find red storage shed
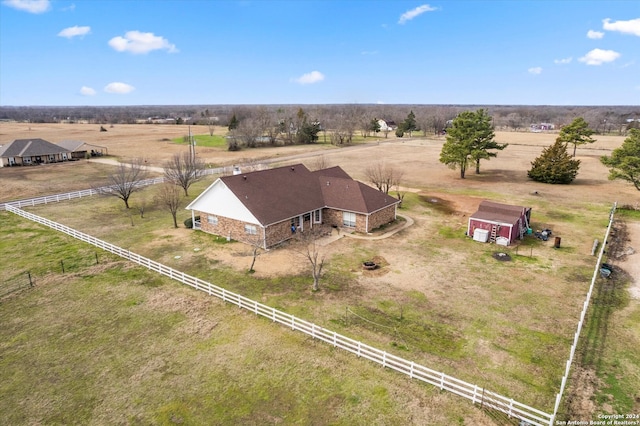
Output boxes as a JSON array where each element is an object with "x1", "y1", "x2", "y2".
[{"x1": 467, "y1": 201, "x2": 531, "y2": 246}]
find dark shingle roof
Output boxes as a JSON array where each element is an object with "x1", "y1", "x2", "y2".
[
  {"x1": 220, "y1": 164, "x2": 399, "y2": 226},
  {"x1": 0, "y1": 139, "x2": 70, "y2": 158},
  {"x1": 471, "y1": 201, "x2": 527, "y2": 225}
]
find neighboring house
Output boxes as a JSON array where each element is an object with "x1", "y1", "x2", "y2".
[
  {"x1": 0, "y1": 138, "x2": 71, "y2": 167},
  {"x1": 530, "y1": 123, "x2": 555, "y2": 132},
  {"x1": 186, "y1": 164, "x2": 401, "y2": 249},
  {"x1": 57, "y1": 140, "x2": 108, "y2": 159},
  {"x1": 468, "y1": 201, "x2": 532, "y2": 246},
  {"x1": 377, "y1": 119, "x2": 397, "y2": 132}
]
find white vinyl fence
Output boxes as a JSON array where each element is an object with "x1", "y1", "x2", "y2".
[
  {"x1": 551, "y1": 202, "x2": 617, "y2": 419},
  {"x1": 6, "y1": 204, "x2": 553, "y2": 426},
  {"x1": 0, "y1": 177, "x2": 165, "y2": 211},
  {"x1": 0, "y1": 166, "x2": 234, "y2": 212}
]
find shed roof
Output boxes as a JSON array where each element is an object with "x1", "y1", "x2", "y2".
[{"x1": 470, "y1": 200, "x2": 528, "y2": 226}]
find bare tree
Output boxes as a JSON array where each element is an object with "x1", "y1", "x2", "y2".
[
  {"x1": 98, "y1": 158, "x2": 149, "y2": 209},
  {"x1": 200, "y1": 109, "x2": 217, "y2": 136},
  {"x1": 155, "y1": 183, "x2": 182, "y2": 228},
  {"x1": 294, "y1": 226, "x2": 328, "y2": 291},
  {"x1": 163, "y1": 152, "x2": 206, "y2": 196},
  {"x1": 309, "y1": 155, "x2": 330, "y2": 171},
  {"x1": 365, "y1": 162, "x2": 404, "y2": 194}
]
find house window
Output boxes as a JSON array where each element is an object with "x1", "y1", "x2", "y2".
[
  {"x1": 313, "y1": 209, "x2": 321, "y2": 223},
  {"x1": 343, "y1": 212, "x2": 356, "y2": 227},
  {"x1": 244, "y1": 224, "x2": 257, "y2": 235},
  {"x1": 291, "y1": 217, "x2": 299, "y2": 227},
  {"x1": 207, "y1": 215, "x2": 218, "y2": 225}
]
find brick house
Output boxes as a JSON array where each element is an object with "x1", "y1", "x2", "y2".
[{"x1": 185, "y1": 163, "x2": 400, "y2": 249}]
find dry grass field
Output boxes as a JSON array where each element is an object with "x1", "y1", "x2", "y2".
[{"x1": 1, "y1": 122, "x2": 639, "y2": 424}]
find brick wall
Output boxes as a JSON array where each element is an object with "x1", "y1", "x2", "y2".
[
  {"x1": 195, "y1": 204, "x2": 396, "y2": 248},
  {"x1": 367, "y1": 205, "x2": 397, "y2": 232},
  {"x1": 196, "y1": 211, "x2": 266, "y2": 248}
]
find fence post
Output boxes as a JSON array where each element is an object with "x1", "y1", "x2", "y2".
[
  {"x1": 60, "y1": 260, "x2": 65, "y2": 273},
  {"x1": 28, "y1": 271, "x2": 33, "y2": 287},
  {"x1": 95, "y1": 252, "x2": 99, "y2": 265}
]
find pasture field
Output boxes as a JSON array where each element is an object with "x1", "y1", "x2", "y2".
[{"x1": 1, "y1": 123, "x2": 639, "y2": 423}]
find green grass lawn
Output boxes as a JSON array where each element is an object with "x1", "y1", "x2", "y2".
[
  {"x1": 3, "y1": 176, "x2": 639, "y2": 421},
  {"x1": 172, "y1": 134, "x2": 227, "y2": 148},
  {"x1": 0, "y1": 212, "x2": 492, "y2": 425}
]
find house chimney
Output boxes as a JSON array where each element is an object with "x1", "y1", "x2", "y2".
[
  {"x1": 243, "y1": 176, "x2": 247, "y2": 180},
  {"x1": 291, "y1": 166, "x2": 295, "y2": 171}
]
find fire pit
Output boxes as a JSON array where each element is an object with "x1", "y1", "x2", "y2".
[
  {"x1": 362, "y1": 261, "x2": 377, "y2": 270},
  {"x1": 492, "y1": 252, "x2": 512, "y2": 262}
]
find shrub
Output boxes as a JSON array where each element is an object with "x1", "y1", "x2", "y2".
[
  {"x1": 395, "y1": 128, "x2": 404, "y2": 138},
  {"x1": 528, "y1": 139, "x2": 580, "y2": 184},
  {"x1": 184, "y1": 215, "x2": 200, "y2": 228}
]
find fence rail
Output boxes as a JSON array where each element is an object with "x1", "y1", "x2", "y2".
[
  {"x1": 6, "y1": 204, "x2": 552, "y2": 425},
  {"x1": 551, "y1": 202, "x2": 617, "y2": 419},
  {"x1": 0, "y1": 177, "x2": 165, "y2": 211},
  {"x1": 0, "y1": 167, "x2": 231, "y2": 212}
]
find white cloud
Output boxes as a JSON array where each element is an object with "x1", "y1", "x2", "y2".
[
  {"x1": 108, "y1": 31, "x2": 178, "y2": 54},
  {"x1": 2, "y1": 0, "x2": 50, "y2": 13},
  {"x1": 528, "y1": 67, "x2": 542, "y2": 75},
  {"x1": 58, "y1": 26, "x2": 91, "y2": 39},
  {"x1": 603, "y1": 18, "x2": 640, "y2": 37},
  {"x1": 579, "y1": 48, "x2": 621, "y2": 65},
  {"x1": 398, "y1": 4, "x2": 437, "y2": 24},
  {"x1": 554, "y1": 57, "x2": 572, "y2": 64},
  {"x1": 293, "y1": 71, "x2": 325, "y2": 85},
  {"x1": 80, "y1": 86, "x2": 96, "y2": 96},
  {"x1": 104, "y1": 82, "x2": 135, "y2": 94},
  {"x1": 587, "y1": 30, "x2": 604, "y2": 39}
]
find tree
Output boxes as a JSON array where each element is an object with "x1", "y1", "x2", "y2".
[
  {"x1": 294, "y1": 226, "x2": 328, "y2": 292},
  {"x1": 439, "y1": 109, "x2": 505, "y2": 178},
  {"x1": 155, "y1": 183, "x2": 183, "y2": 228},
  {"x1": 163, "y1": 152, "x2": 205, "y2": 196},
  {"x1": 296, "y1": 117, "x2": 321, "y2": 144},
  {"x1": 601, "y1": 128, "x2": 640, "y2": 190},
  {"x1": 365, "y1": 162, "x2": 404, "y2": 194},
  {"x1": 228, "y1": 113, "x2": 238, "y2": 131},
  {"x1": 201, "y1": 109, "x2": 216, "y2": 136},
  {"x1": 528, "y1": 139, "x2": 581, "y2": 184},
  {"x1": 400, "y1": 110, "x2": 417, "y2": 137},
  {"x1": 98, "y1": 158, "x2": 149, "y2": 209},
  {"x1": 558, "y1": 117, "x2": 596, "y2": 157},
  {"x1": 468, "y1": 109, "x2": 507, "y2": 174},
  {"x1": 367, "y1": 118, "x2": 381, "y2": 137}
]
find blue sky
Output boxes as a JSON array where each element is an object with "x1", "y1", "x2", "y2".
[{"x1": 1, "y1": 0, "x2": 638, "y2": 106}]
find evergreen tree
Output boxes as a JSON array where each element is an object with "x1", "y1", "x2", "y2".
[
  {"x1": 296, "y1": 117, "x2": 320, "y2": 144},
  {"x1": 528, "y1": 139, "x2": 581, "y2": 184},
  {"x1": 468, "y1": 109, "x2": 507, "y2": 174},
  {"x1": 558, "y1": 117, "x2": 596, "y2": 157},
  {"x1": 228, "y1": 113, "x2": 238, "y2": 131},
  {"x1": 400, "y1": 110, "x2": 417, "y2": 136},
  {"x1": 369, "y1": 118, "x2": 381, "y2": 136},
  {"x1": 439, "y1": 109, "x2": 505, "y2": 178},
  {"x1": 601, "y1": 128, "x2": 640, "y2": 191}
]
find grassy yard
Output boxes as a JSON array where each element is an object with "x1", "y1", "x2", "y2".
[
  {"x1": 7, "y1": 176, "x2": 633, "y2": 415},
  {"x1": 0, "y1": 212, "x2": 497, "y2": 425}
]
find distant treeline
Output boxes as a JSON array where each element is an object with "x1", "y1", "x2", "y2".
[{"x1": 1, "y1": 104, "x2": 638, "y2": 135}]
